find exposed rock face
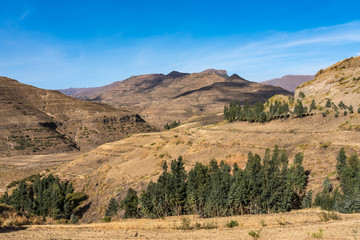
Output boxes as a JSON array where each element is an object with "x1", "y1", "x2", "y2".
[
  {"x1": 295, "y1": 56, "x2": 360, "y2": 107},
  {"x1": 261, "y1": 75, "x2": 315, "y2": 92},
  {"x1": 0, "y1": 77, "x2": 155, "y2": 156}
]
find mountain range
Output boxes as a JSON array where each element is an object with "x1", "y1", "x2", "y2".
[
  {"x1": 261, "y1": 75, "x2": 314, "y2": 92},
  {"x1": 59, "y1": 69, "x2": 291, "y2": 126}
]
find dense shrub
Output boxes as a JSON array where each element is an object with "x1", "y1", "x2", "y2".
[{"x1": 0, "y1": 174, "x2": 87, "y2": 220}]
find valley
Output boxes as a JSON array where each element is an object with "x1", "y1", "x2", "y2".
[{"x1": 0, "y1": 57, "x2": 360, "y2": 239}]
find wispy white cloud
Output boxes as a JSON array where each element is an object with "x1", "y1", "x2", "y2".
[
  {"x1": 0, "y1": 21, "x2": 360, "y2": 89},
  {"x1": 19, "y1": 10, "x2": 29, "y2": 21}
]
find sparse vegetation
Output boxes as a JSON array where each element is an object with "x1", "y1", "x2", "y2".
[
  {"x1": 311, "y1": 228, "x2": 324, "y2": 238},
  {"x1": 177, "y1": 216, "x2": 192, "y2": 230},
  {"x1": 249, "y1": 228, "x2": 262, "y2": 239},
  {"x1": 226, "y1": 220, "x2": 239, "y2": 228},
  {"x1": 318, "y1": 211, "x2": 341, "y2": 222},
  {"x1": 102, "y1": 216, "x2": 111, "y2": 222},
  {"x1": 320, "y1": 142, "x2": 331, "y2": 149}
]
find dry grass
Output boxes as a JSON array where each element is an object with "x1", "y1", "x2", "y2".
[
  {"x1": 0, "y1": 204, "x2": 44, "y2": 229},
  {"x1": 1, "y1": 209, "x2": 360, "y2": 239}
]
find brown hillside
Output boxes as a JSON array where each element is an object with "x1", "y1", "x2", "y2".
[
  {"x1": 0, "y1": 77, "x2": 155, "y2": 156},
  {"x1": 295, "y1": 56, "x2": 360, "y2": 107},
  {"x1": 50, "y1": 112, "x2": 360, "y2": 223},
  {"x1": 261, "y1": 75, "x2": 314, "y2": 92},
  {"x1": 70, "y1": 70, "x2": 291, "y2": 126}
]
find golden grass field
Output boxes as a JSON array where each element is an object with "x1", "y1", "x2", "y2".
[{"x1": 1, "y1": 209, "x2": 360, "y2": 239}]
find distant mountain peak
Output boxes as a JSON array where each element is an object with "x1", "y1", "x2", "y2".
[
  {"x1": 200, "y1": 69, "x2": 228, "y2": 78},
  {"x1": 166, "y1": 71, "x2": 189, "y2": 78},
  {"x1": 261, "y1": 75, "x2": 314, "y2": 92},
  {"x1": 227, "y1": 74, "x2": 248, "y2": 82}
]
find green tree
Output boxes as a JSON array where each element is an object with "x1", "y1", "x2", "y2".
[
  {"x1": 301, "y1": 190, "x2": 312, "y2": 209},
  {"x1": 338, "y1": 101, "x2": 346, "y2": 109},
  {"x1": 348, "y1": 105, "x2": 354, "y2": 114},
  {"x1": 294, "y1": 99, "x2": 306, "y2": 117},
  {"x1": 310, "y1": 99, "x2": 316, "y2": 111},
  {"x1": 325, "y1": 99, "x2": 332, "y2": 108},
  {"x1": 121, "y1": 188, "x2": 139, "y2": 218},
  {"x1": 298, "y1": 91, "x2": 305, "y2": 98},
  {"x1": 105, "y1": 198, "x2": 119, "y2": 217}
]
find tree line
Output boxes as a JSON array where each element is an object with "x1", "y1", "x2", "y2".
[
  {"x1": 0, "y1": 174, "x2": 88, "y2": 220},
  {"x1": 223, "y1": 100, "x2": 309, "y2": 123},
  {"x1": 164, "y1": 120, "x2": 181, "y2": 130},
  {"x1": 107, "y1": 147, "x2": 309, "y2": 219}
]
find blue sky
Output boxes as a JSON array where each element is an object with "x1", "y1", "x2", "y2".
[{"x1": 1, "y1": 0, "x2": 360, "y2": 89}]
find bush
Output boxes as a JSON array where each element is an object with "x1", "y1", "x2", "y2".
[
  {"x1": 249, "y1": 229, "x2": 262, "y2": 239},
  {"x1": 344, "y1": 111, "x2": 348, "y2": 116},
  {"x1": 299, "y1": 91, "x2": 305, "y2": 98},
  {"x1": 202, "y1": 221, "x2": 218, "y2": 229},
  {"x1": 102, "y1": 216, "x2": 111, "y2": 222},
  {"x1": 322, "y1": 112, "x2": 327, "y2": 117},
  {"x1": 358, "y1": 107, "x2": 360, "y2": 114},
  {"x1": 311, "y1": 229, "x2": 324, "y2": 238},
  {"x1": 177, "y1": 217, "x2": 192, "y2": 230},
  {"x1": 318, "y1": 211, "x2": 341, "y2": 222},
  {"x1": 226, "y1": 220, "x2": 239, "y2": 228}
]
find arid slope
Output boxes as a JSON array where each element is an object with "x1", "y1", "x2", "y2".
[
  {"x1": 295, "y1": 56, "x2": 360, "y2": 107},
  {"x1": 0, "y1": 77, "x2": 155, "y2": 156},
  {"x1": 53, "y1": 112, "x2": 360, "y2": 222}
]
